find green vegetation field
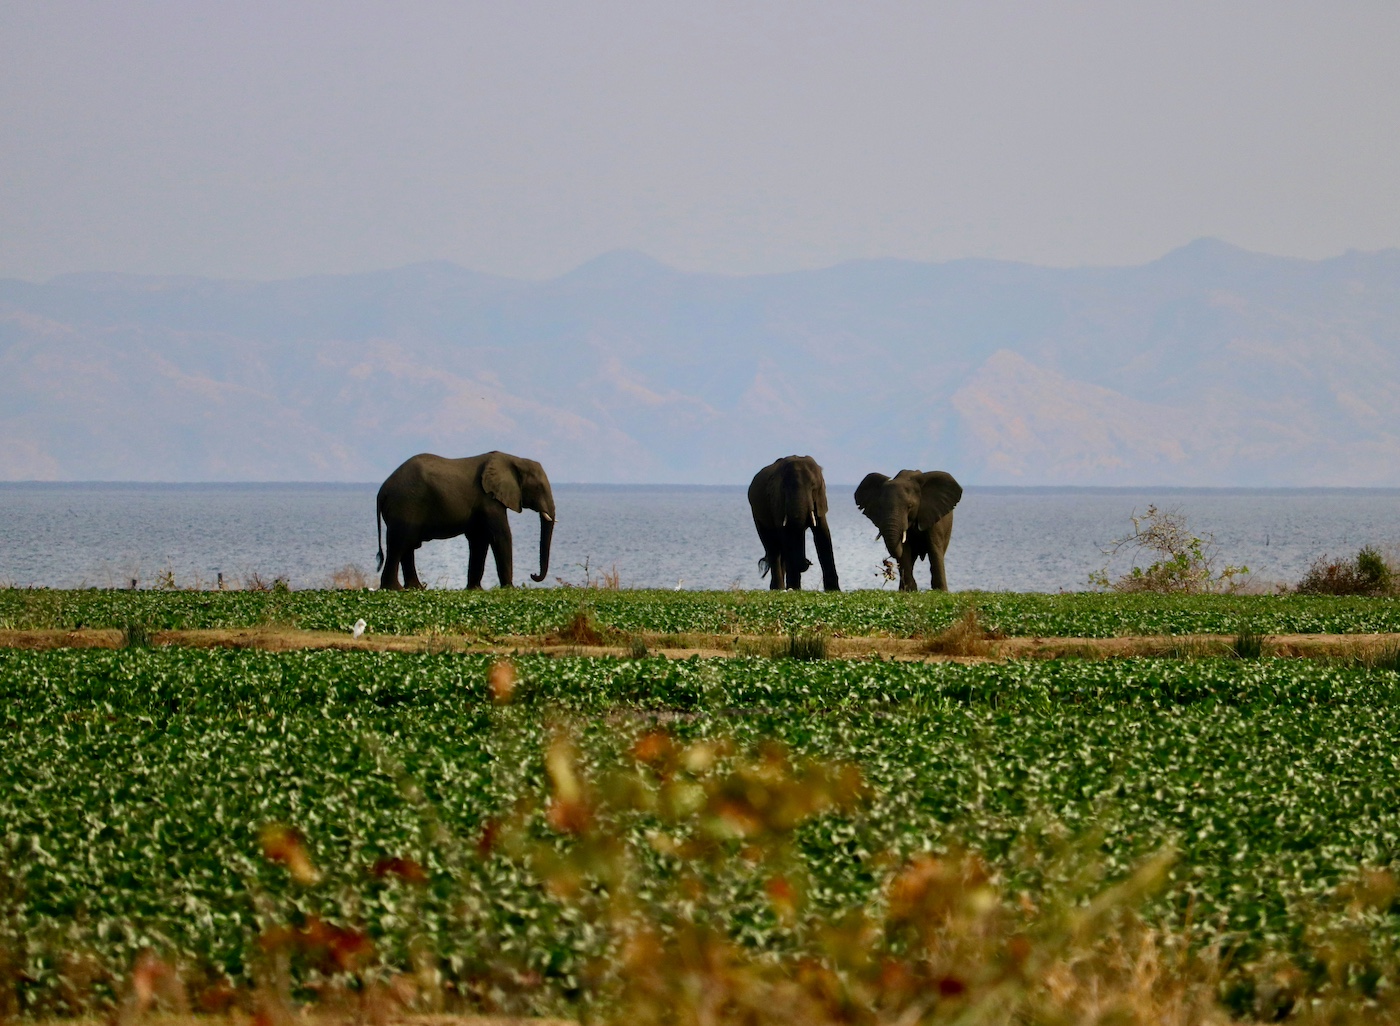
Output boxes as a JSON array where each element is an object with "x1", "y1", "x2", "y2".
[
  {"x1": 5, "y1": 585, "x2": 1400, "y2": 637},
  {"x1": 7, "y1": 632, "x2": 1400, "y2": 1014}
]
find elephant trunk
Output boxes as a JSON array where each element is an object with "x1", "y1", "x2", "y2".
[
  {"x1": 529, "y1": 512, "x2": 554, "y2": 583},
  {"x1": 880, "y1": 510, "x2": 909, "y2": 559}
]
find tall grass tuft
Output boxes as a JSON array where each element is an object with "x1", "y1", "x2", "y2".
[
  {"x1": 120, "y1": 622, "x2": 154, "y2": 648},
  {"x1": 1368, "y1": 642, "x2": 1400, "y2": 673},
  {"x1": 1232, "y1": 627, "x2": 1265, "y2": 660},
  {"x1": 785, "y1": 631, "x2": 827, "y2": 661}
]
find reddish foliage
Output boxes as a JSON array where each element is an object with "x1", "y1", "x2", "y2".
[{"x1": 370, "y1": 856, "x2": 427, "y2": 884}]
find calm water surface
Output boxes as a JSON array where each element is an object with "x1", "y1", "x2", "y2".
[{"x1": 1, "y1": 483, "x2": 1397, "y2": 593}]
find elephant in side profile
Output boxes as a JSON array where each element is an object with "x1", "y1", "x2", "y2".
[
  {"x1": 854, "y1": 469, "x2": 962, "y2": 592},
  {"x1": 376, "y1": 451, "x2": 555, "y2": 590},
  {"x1": 748, "y1": 455, "x2": 840, "y2": 591}
]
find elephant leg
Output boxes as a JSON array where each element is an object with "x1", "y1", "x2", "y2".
[
  {"x1": 465, "y1": 527, "x2": 489, "y2": 590},
  {"x1": 756, "y1": 525, "x2": 784, "y2": 590},
  {"x1": 928, "y1": 546, "x2": 949, "y2": 591},
  {"x1": 812, "y1": 516, "x2": 839, "y2": 592},
  {"x1": 928, "y1": 516, "x2": 953, "y2": 592},
  {"x1": 402, "y1": 544, "x2": 425, "y2": 590},
  {"x1": 781, "y1": 524, "x2": 810, "y2": 590},
  {"x1": 898, "y1": 548, "x2": 918, "y2": 592},
  {"x1": 487, "y1": 509, "x2": 514, "y2": 588},
  {"x1": 380, "y1": 524, "x2": 408, "y2": 590}
]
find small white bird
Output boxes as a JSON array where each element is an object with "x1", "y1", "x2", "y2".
[
  {"x1": 675, "y1": 578, "x2": 684, "y2": 590},
  {"x1": 351, "y1": 618, "x2": 367, "y2": 638}
]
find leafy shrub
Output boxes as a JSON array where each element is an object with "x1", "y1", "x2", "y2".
[
  {"x1": 1090, "y1": 505, "x2": 1248, "y2": 593},
  {"x1": 1297, "y1": 546, "x2": 1395, "y2": 596}
]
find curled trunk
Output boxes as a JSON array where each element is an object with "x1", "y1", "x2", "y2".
[{"x1": 530, "y1": 513, "x2": 554, "y2": 582}]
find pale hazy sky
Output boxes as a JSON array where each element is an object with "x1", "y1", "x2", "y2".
[{"x1": 2, "y1": 1, "x2": 1398, "y2": 281}]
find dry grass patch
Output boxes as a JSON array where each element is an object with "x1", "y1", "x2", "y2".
[
  {"x1": 327, "y1": 564, "x2": 372, "y2": 590},
  {"x1": 922, "y1": 606, "x2": 1000, "y2": 657},
  {"x1": 40, "y1": 1015, "x2": 574, "y2": 1026},
  {"x1": 13, "y1": 627, "x2": 1400, "y2": 668},
  {"x1": 0, "y1": 628, "x2": 125, "y2": 650},
  {"x1": 545, "y1": 606, "x2": 613, "y2": 646}
]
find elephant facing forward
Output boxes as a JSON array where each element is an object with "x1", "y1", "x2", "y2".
[
  {"x1": 748, "y1": 455, "x2": 840, "y2": 591},
  {"x1": 376, "y1": 451, "x2": 555, "y2": 590},
  {"x1": 855, "y1": 469, "x2": 962, "y2": 591}
]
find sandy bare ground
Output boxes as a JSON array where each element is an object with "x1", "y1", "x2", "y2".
[{"x1": 2, "y1": 627, "x2": 1398, "y2": 663}]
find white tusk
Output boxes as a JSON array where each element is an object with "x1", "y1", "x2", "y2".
[
  {"x1": 810, "y1": 511, "x2": 817, "y2": 526},
  {"x1": 782, "y1": 516, "x2": 787, "y2": 527},
  {"x1": 901, "y1": 530, "x2": 907, "y2": 545},
  {"x1": 542, "y1": 513, "x2": 554, "y2": 522}
]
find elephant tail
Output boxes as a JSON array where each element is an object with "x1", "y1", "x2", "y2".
[{"x1": 375, "y1": 499, "x2": 385, "y2": 572}]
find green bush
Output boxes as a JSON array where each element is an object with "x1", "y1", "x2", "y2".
[
  {"x1": 1089, "y1": 505, "x2": 1248, "y2": 594},
  {"x1": 1297, "y1": 546, "x2": 1395, "y2": 596}
]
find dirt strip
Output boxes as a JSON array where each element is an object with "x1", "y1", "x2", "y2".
[
  {"x1": 39, "y1": 1017, "x2": 572, "y2": 1026},
  {"x1": 2, "y1": 627, "x2": 1398, "y2": 662}
]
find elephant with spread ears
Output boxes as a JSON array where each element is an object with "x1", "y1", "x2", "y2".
[
  {"x1": 854, "y1": 469, "x2": 962, "y2": 592},
  {"x1": 748, "y1": 455, "x2": 840, "y2": 591},
  {"x1": 376, "y1": 451, "x2": 555, "y2": 590}
]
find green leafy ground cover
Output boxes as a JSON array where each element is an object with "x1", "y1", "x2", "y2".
[
  {"x1": 6, "y1": 647, "x2": 1400, "y2": 1012},
  {"x1": 4, "y1": 586, "x2": 1400, "y2": 637}
]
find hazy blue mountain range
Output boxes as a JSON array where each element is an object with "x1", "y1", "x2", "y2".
[{"x1": 3, "y1": 238, "x2": 1399, "y2": 485}]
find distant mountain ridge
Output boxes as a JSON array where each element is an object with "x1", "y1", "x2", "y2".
[{"x1": 3, "y1": 239, "x2": 1399, "y2": 485}]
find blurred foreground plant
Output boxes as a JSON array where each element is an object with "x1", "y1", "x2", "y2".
[
  {"x1": 12, "y1": 655, "x2": 1400, "y2": 1024},
  {"x1": 494, "y1": 728, "x2": 1235, "y2": 1025}
]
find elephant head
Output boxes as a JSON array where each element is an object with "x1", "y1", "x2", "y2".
[
  {"x1": 748, "y1": 454, "x2": 840, "y2": 591},
  {"x1": 482, "y1": 452, "x2": 556, "y2": 582},
  {"x1": 855, "y1": 469, "x2": 962, "y2": 591}
]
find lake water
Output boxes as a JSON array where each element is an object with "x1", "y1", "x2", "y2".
[{"x1": 1, "y1": 483, "x2": 1398, "y2": 593}]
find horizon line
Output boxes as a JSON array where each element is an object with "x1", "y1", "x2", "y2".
[
  {"x1": 4, "y1": 480, "x2": 1400, "y2": 494},
  {"x1": 8, "y1": 237, "x2": 1400, "y2": 288}
]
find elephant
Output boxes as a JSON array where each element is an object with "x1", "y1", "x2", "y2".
[
  {"x1": 748, "y1": 455, "x2": 840, "y2": 591},
  {"x1": 854, "y1": 469, "x2": 962, "y2": 592},
  {"x1": 376, "y1": 451, "x2": 555, "y2": 590}
]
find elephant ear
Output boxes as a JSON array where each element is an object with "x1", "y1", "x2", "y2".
[
  {"x1": 764, "y1": 470, "x2": 789, "y2": 525},
  {"x1": 854, "y1": 473, "x2": 889, "y2": 520},
  {"x1": 916, "y1": 471, "x2": 962, "y2": 531},
  {"x1": 482, "y1": 453, "x2": 524, "y2": 512},
  {"x1": 809, "y1": 460, "x2": 829, "y2": 517}
]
